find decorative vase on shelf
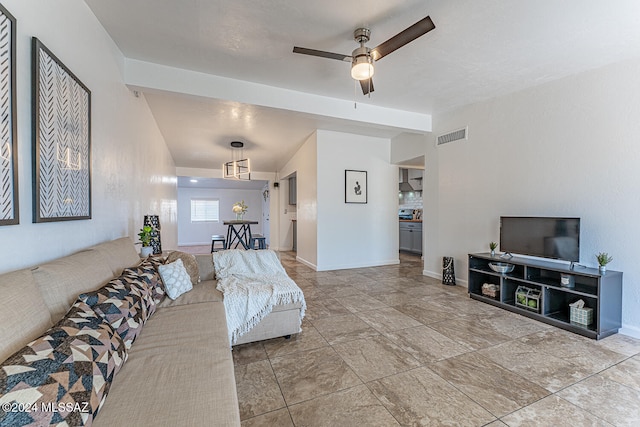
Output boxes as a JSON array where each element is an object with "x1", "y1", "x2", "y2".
[
  {"x1": 490, "y1": 250, "x2": 496, "y2": 257},
  {"x1": 236, "y1": 212, "x2": 244, "y2": 221},
  {"x1": 599, "y1": 266, "x2": 606, "y2": 274}
]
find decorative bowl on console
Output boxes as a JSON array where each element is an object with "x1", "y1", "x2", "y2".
[{"x1": 489, "y1": 262, "x2": 514, "y2": 274}]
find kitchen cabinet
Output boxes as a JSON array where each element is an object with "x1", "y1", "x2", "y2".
[
  {"x1": 288, "y1": 177, "x2": 297, "y2": 205},
  {"x1": 408, "y1": 169, "x2": 423, "y2": 191},
  {"x1": 399, "y1": 222, "x2": 422, "y2": 254}
]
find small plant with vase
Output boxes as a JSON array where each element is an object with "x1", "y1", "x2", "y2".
[
  {"x1": 596, "y1": 252, "x2": 613, "y2": 273},
  {"x1": 232, "y1": 200, "x2": 248, "y2": 220},
  {"x1": 138, "y1": 225, "x2": 154, "y2": 257},
  {"x1": 489, "y1": 242, "x2": 498, "y2": 256}
]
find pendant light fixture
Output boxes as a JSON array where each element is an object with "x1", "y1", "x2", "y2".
[{"x1": 223, "y1": 141, "x2": 251, "y2": 180}]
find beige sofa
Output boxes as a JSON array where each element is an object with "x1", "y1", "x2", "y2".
[{"x1": 0, "y1": 237, "x2": 303, "y2": 426}]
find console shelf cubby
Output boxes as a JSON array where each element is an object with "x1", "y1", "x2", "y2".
[{"x1": 468, "y1": 253, "x2": 622, "y2": 339}]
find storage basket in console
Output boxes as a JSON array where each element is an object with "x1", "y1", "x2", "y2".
[{"x1": 515, "y1": 285, "x2": 541, "y2": 313}]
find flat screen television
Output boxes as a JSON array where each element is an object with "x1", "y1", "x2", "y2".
[{"x1": 500, "y1": 217, "x2": 580, "y2": 262}]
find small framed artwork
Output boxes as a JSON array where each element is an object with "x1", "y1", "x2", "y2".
[
  {"x1": 32, "y1": 37, "x2": 91, "y2": 222},
  {"x1": 0, "y1": 4, "x2": 18, "y2": 226},
  {"x1": 345, "y1": 169, "x2": 367, "y2": 204}
]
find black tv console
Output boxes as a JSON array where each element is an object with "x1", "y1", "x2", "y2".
[{"x1": 468, "y1": 253, "x2": 622, "y2": 339}]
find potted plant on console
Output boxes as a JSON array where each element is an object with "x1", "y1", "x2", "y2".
[
  {"x1": 596, "y1": 252, "x2": 613, "y2": 273},
  {"x1": 138, "y1": 225, "x2": 154, "y2": 257},
  {"x1": 489, "y1": 242, "x2": 498, "y2": 257}
]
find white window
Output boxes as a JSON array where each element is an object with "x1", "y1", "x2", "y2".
[{"x1": 190, "y1": 199, "x2": 219, "y2": 222}]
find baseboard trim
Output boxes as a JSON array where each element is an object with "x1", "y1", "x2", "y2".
[
  {"x1": 178, "y1": 242, "x2": 210, "y2": 247},
  {"x1": 316, "y1": 258, "x2": 400, "y2": 272},
  {"x1": 295, "y1": 256, "x2": 317, "y2": 271},
  {"x1": 423, "y1": 269, "x2": 441, "y2": 280},
  {"x1": 619, "y1": 325, "x2": 640, "y2": 339},
  {"x1": 423, "y1": 269, "x2": 467, "y2": 288}
]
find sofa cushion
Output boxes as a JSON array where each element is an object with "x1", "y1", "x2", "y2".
[
  {"x1": 158, "y1": 259, "x2": 193, "y2": 300},
  {"x1": 0, "y1": 269, "x2": 53, "y2": 363},
  {"x1": 157, "y1": 280, "x2": 223, "y2": 308},
  {"x1": 92, "y1": 302, "x2": 240, "y2": 427},
  {"x1": 165, "y1": 251, "x2": 200, "y2": 285},
  {"x1": 0, "y1": 301, "x2": 126, "y2": 427},
  {"x1": 195, "y1": 254, "x2": 215, "y2": 281},
  {"x1": 90, "y1": 237, "x2": 141, "y2": 277},
  {"x1": 32, "y1": 250, "x2": 115, "y2": 322},
  {"x1": 213, "y1": 249, "x2": 286, "y2": 279},
  {"x1": 79, "y1": 275, "x2": 155, "y2": 350}
]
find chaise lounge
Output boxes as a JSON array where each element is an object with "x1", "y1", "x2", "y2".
[{"x1": 0, "y1": 237, "x2": 305, "y2": 426}]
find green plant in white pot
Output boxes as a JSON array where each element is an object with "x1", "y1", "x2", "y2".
[
  {"x1": 596, "y1": 252, "x2": 613, "y2": 273},
  {"x1": 138, "y1": 225, "x2": 154, "y2": 257}
]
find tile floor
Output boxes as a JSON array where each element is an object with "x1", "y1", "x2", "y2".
[{"x1": 233, "y1": 251, "x2": 640, "y2": 426}]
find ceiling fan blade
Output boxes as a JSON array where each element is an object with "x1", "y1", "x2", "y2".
[
  {"x1": 359, "y1": 78, "x2": 374, "y2": 95},
  {"x1": 371, "y1": 15, "x2": 435, "y2": 61},
  {"x1": 293, "y1": 46, "x2": 351, "y2": 61}
]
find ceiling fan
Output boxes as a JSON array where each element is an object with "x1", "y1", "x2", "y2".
[{"x1": 293, "y1": 15, "x2": 435, "y2": 95}]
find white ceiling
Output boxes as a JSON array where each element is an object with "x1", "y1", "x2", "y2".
[{"x1": 85, "y1": 0, "x2": 640, "y2": 174}]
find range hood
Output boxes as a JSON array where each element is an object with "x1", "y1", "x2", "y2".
[{"x1": 399, "y1": 169, "x2": 415, "y2": 192}]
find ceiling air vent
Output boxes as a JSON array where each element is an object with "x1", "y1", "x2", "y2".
[{"x1": 437, "y1": 127, "x2": 468, "y2": 146}]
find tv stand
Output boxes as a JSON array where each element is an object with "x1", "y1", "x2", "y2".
[{"x1": 468, "y1": 253, "x2": 622, "y2": 339}]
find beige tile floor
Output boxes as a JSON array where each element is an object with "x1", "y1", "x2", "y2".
[{"x1": 229, "y1": 251, "x2": 640, "y2": 426}]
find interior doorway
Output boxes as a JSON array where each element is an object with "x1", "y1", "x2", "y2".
[{"x1": 176, "y1": 176, "x2": 269, "y2": 253}]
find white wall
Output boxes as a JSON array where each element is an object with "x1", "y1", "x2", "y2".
[
  {"x1": 279, "y1": 133, "x2": 318, "y2": 266},
  {"x1": 391, "y1": 133, "x2": 427, "y2": 164},
  {"x1": 0, "y1": 0, "x2": 176, "y2": 273},
  {"x1": 425, "y1": 56, "x2": 640, "y2": 337},
  {"x1": 316, "y1": 130, "x2": 398, "y2": 270},
  {"x1": 177, "y1": 187, "x2": 263, "y2": 246}
]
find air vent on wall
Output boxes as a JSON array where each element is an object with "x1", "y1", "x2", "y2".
[{"x1": 437, "y1": 127, "x2": 468, "y2": 146}]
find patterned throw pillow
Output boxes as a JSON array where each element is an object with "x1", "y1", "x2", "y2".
[
  {"x1": 78, "y1": 273, "x2": 154, "y2": 349},
  {"x1": 0, "y1": 301, "x2": 126, "y2": 427},
  {"x1": 123, "y1": 257, "x2": 166, "y2": 305},
  {"x1": 158, "y1": 259, "x2": 193, "y2": 300},
  {"x1": 120, "y1": 270, "x2": 157, "y2": 320},
  {"x1": 165, "y1": 251, "x2": 200, "y2": 285}
]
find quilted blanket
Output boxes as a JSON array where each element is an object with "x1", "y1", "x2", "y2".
[{"x1": 213, "y1": 250, "x2": 306, "y2": 345}]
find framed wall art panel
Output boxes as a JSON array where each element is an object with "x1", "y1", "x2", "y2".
[
  {"x1": 32, "y1": 37, "x2": 91, "y2": 222},
  {"x1": 345, "y1": 169, "x2": 367, "y2": 204},
  {"x1": 0, "y1": 3, "x2": 18, "y2": 226}
]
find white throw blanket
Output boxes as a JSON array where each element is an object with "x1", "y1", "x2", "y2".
[{"x1": 213, "y1": 250, "x2": 306, "y2": 345}]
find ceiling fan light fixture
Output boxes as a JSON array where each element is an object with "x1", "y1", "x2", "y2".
[
  {"x1": 351, "y1": 60, "x2": 374, "y2": 80},
  {"x1": 351, "y1": 46, "x2": 374, "y2": 81},
  {"x1": 293, "y1": 16, "x2": 435, "y2": 92}
]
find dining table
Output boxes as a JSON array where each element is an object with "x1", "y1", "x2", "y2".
[{"x1": 223, "y1": 220, "x2": 259, "y2": 250}]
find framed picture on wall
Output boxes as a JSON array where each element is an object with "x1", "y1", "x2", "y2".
[
  {"x1": 0, "y1": 4, "x2": 18, "y2": 226},
  {"x1": 345, "y1": 169, "x2": 367, "y2": 204},
  {"x1": 32, "y1": 37, "x2": 91, "y2": 222}
]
